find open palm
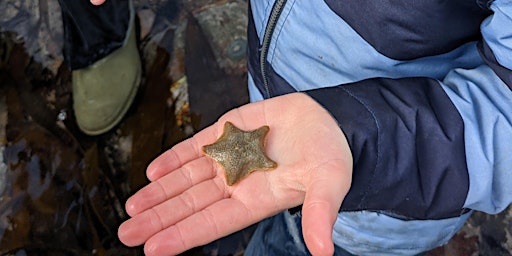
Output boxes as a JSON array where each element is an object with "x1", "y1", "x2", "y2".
[{"x1": 117, "y1": 93, "x2": 353, "y2": 256}]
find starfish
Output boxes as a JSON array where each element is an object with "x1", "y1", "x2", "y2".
[{"x1": 202, "y1": 122, "x2": 277, "y2": 185}]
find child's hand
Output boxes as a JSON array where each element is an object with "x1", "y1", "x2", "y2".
[{"x1": 117, "y1": 93, "x2": 353, "y2": 256}]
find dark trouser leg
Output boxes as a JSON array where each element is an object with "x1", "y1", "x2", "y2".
[
  {"x1": 245, "y1": 211, "x2": 356, "y2": 256},
  {"x1": 57, "y1": 0, "x2": 130, "y2": 70}
]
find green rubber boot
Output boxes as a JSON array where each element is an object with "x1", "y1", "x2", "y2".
[{"x1": 72, "y1": 2, "x2": 141, "y2": 136}]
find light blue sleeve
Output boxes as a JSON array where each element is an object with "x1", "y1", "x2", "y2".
[
  {"x1": 440, "y1": 0, "x2": 512, "y2": 214},
  {"x1": 332, "y1": 210, "x2": 473, "y2": 255}
]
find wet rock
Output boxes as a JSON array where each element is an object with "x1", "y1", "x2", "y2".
[
  {"x1": 185, "y1": 7, "x2": 249, "y2": 130},
  {"x1": 0, "y1": 91, "x2": 8, "y2": 197},
  {"x1": 192, "y1": 0, "x2": 248, "y2": 75},
  {"x1": 0, "y1": 0, "x2": 63, "y2": 75},
  {"x1": 426, "y1": 207, "x2": 512, "y2": 255}
]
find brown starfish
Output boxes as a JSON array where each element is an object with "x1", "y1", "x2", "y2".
[{"x1": 202, "y1": 122, "x2": 277, "y2": 185}]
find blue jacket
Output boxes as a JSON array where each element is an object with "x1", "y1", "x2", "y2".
[{"x1": 247, "y1": 0, "x2": 512, "y2": 254}]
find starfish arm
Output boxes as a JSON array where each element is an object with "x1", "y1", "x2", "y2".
[{"x1": 202, "y1": 122, "x2": 277, "y2": 185}]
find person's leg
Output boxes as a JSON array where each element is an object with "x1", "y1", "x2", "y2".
[
  {"x1": 245, "y1": 211, "x2": 310, "y2": 255},
  {"x1": 58, "y1": 0, "x2": 141, "y2": 135},
  {"x1": 245, "y1": 211, "x2": 355, "y2": 256},
  {"x1": 58, "y1": 0, "x2": 130, "y2": 69}
]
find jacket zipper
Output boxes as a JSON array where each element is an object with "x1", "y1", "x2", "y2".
[{"x1": 260, "y1": 0, "x2": 287, "y2": 98}]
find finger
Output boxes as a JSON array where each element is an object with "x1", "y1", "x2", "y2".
[
  {"x1": 143, "y1": 199, "x2": 256, "y2": 256},
  {"x1": 301, "y1": 160, "x2": 351, "y2": 256},
  {"x1": 126, "y1": 156, "x2": 218, "y2": 216},
  {"x1": 146, "y1": 99, "x2": 272, "y2": 181},
  {"x1": 146, "y1": 125, "x2": 220, "y2": 181},
  {"x1": 119, "y1": 176, "x2": 228, "y2": 246},
  {"x1": 90, "y1": 0, "x2": 105, "y2": 5},
  {"x1": 146, "y1": 137, "x2": 202, "y2": 181}
]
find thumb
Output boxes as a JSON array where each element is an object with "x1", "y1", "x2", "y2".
[{"x1": 301, "y1": 161, "x2": 351, "y2": 256}]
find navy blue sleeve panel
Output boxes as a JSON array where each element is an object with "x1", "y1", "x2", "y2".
[
  {"x1": 306, "y1": 77, "x2": 469, "y2": 220},
  {"x1": 324, "y1": 0, "x2": 490, "y2": 60},
  {"x1": 478, "y1": 40, "x2": 512, "y2": 91}
]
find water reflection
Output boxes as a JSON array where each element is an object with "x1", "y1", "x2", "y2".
[
  {"x1": 0, "y1": 0, "x2": 249, "y2": 254},
  {"x1": 1, "y1": 75, "x2": 136, "y2": 254}
]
